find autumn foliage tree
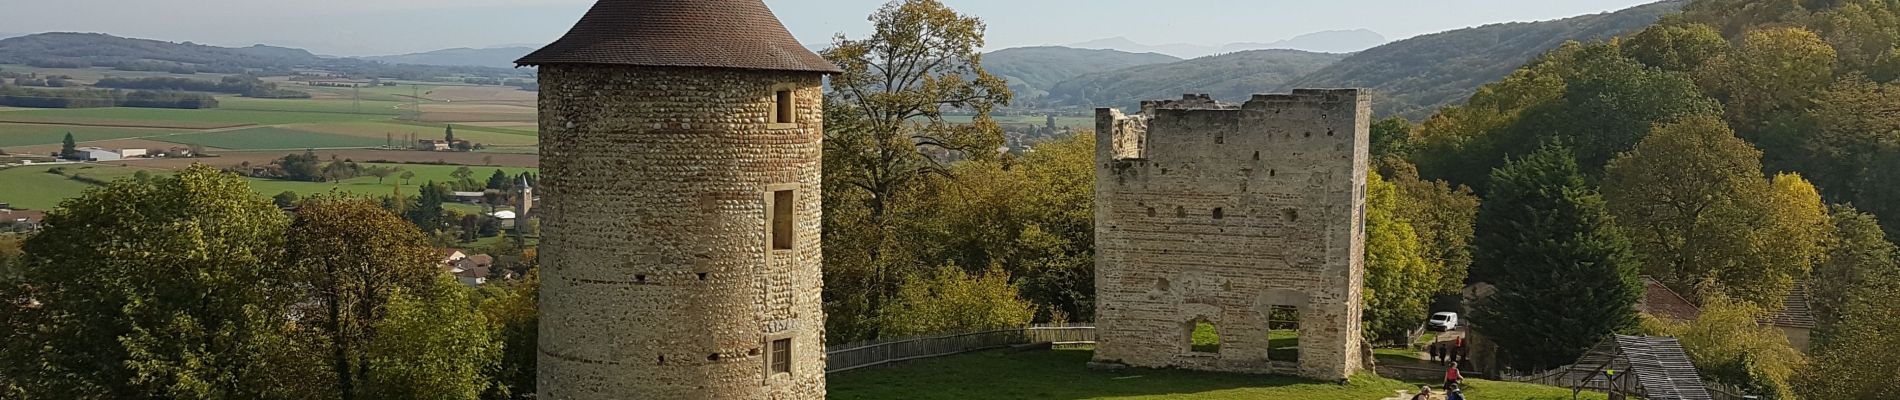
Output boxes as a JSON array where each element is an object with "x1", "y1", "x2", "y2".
[{"x1": 285, "y1": 195, "x2": 444, "y2": 400}]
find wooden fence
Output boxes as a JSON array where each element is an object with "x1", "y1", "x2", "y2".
[
  {"x1": 824, "y1": 323, "x2": 1096, "y2": 373},
  {"x1": 1501, "y1": 367, "x2": 1759, "y2": 400}
]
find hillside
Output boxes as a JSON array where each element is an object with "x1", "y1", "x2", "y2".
[
  {"x1": 981, "y1": 47, "x2": 1181, "y2": 102},
  {"x1": 364, "y1": 46, "x2": 536, "y2": 69},
  {"x1": 1069, "y1": 29, "x2": 1389, "y2": 58},
  {"x1": 0, "y1": 32, "x2": 531, "y2": 79},
  {"x1": 1045, "y1": 49, "x2": 1347, "y2": 109},
  {"x1": 1287, "y1": 0, "x2": 1687, "y2": 118}
]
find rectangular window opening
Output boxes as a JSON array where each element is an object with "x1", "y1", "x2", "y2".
[
  {"x1": 775, "y1": 90, "x2": 795, "y2": 124},
  {"x1": 772, "y1": 190, "x2": 795, "y2": 250},
  {"x1": 770, "y1": 338, "x2": 792, "y2": 375}
]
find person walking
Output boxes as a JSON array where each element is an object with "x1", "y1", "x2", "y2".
[
  {"x1": 1446, "y1": 387, "x2": 1466, "y2": 400},
  {"x1": 1429, "y1": 343, "x2": 1442, "y2": 363},
  {"x1": 1445, "y1": 361, "x2": 1465, "y2": 388}
]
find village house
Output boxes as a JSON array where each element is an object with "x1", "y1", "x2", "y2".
[
  {"x1": 415, "y1": 139, "x2": 471, "y2": 152},
  {"x1": 0, "y1": 207, "x2": 44, "y2": 234},
  {"x1": 1636, "y1": 277, "x2": 1818, "y2": 354}
]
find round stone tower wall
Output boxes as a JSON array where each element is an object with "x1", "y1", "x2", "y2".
[{"x1": 535, "y1": 64, "x2": 826, "y2": 399}]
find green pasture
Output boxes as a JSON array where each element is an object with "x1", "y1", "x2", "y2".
[
  {"x1": 158, "y1": 127, "x2": 389, "y2": 150},
  {"x1": 0, "y1": 107, "x2": 386, "y2": 127},
  {"x1": 1, "y1": 162, "x2": 537, "y2": 211},
  {"x1": 0, "y1": 123, "x2": 178, "y2": 148},
  {"x1": 217, "y1": 97, "x2": 408, "y2": 116}
]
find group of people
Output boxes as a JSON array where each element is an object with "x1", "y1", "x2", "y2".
[
  {"x1": 1413, "y1": 338, "x2": 1469, "y2": 400},
  {"x1": 1428, "y1": 338, "x2": 1468, "y2": 365}
]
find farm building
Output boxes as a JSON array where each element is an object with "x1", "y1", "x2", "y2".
[{"x1": 76, "y1": 147, "x2": 146, "y2": 161}]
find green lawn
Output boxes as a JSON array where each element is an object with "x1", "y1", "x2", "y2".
[
  {"x1": 217, "y1": 97, "x2": 407, "y2": 116},
  {"x1": 829, "y1": 348, "x2": 1600, "y2": 400},
  {"x1": 0, "y1": 165, "x2": 165, "y2": 209},
  {"x1": 159, "y1": 127, "x2": 390, "y2": 150},
  {"x1": 0, "y1": 123, "x2": 178, "y2": 147}
]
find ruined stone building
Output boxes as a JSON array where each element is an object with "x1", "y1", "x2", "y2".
[
  {"x1": 1092, "y1": 90, "x2": 1371, "y2": 381},
  {"x1": 518, "y1": 0, "x2": 837, "y2": 398}
]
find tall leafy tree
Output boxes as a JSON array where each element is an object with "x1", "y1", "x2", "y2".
[
  {"x1": 59, "y1": 132, "x2": 77, "y2": 160},
  {"x1": 479, "y1": 270, "x2": 539, "y2": 400},
  {"x1": 1361, "y1": 171, "x2": 1439, "y2": 342},
  {"x1": 1811, "y1": 205, "x2": 1899, "y2": 333},
  {"x1": 1603, "y1": 116, "x2": 1831, "y2": 308},
  {"x1": 363, "y1": 274, "x2": 498, "y2": 400},
  {"x1": 1798, "y1": 231, "x2": 1900, "y2": 399},
  {"x1": 1659, "y1": 295, "x2": 1806, "y2": 399},
  {"x1": 879, "y1": 265, "x2": 1035, "y2": 337},
  {"x1": 1623, "y1": 23, "x2": 1731, "y2": 72},
  {"x1": 8, "y1": 165, "x2": 296, "y2": 398},
  {"x1": 819, "y1": 0, "x2": 1012, "y2": 342},
  {"x1": 1470, "y1": 145, "x2": 1642, "y2": 372},
  {"x1": 407, "y1": 182, "x2": 450, "y2": 234},
  {"x1": 286, "y1": 196, "x2": 442, "y2": 400},
  {"x1": 1380, "y1": 158, "x2": 1480, "y2": 295}
]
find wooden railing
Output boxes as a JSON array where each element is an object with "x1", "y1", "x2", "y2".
[
  {"x1": 1500, "y1": 367, "x2": 1759, "y2": 400},
  {"x1": 824, "y1": 323, "x2": 1097, "y2": 373}
]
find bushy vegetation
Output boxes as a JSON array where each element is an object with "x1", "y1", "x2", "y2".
[
  {"x1": 95, "y1": 75, "x2": 309, "y2": 98},
  {"x1": 0, "y1": 86, "x2": 217, "y2": 109}
]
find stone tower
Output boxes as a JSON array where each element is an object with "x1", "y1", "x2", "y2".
[
  {"x1": 517, "y1": 0, "x2": 838, "y2": 398},
  {"x1": 516, "y1": 175, "x2": 532, "y2": 217},
  {"x1": 1092, "y1": 90, "x2": 1370, "y2": 381}
]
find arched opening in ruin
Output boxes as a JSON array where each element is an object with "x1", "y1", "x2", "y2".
[
  {"x1": 1267, "y1": 305, "x2": 1301, "y2": 362},
  {"x1": 1187, "y1": 318, "x2": 1221, "y2": 354}
]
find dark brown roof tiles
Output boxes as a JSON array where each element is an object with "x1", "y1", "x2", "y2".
[{"x1": 517, "y1": 0, "x2": 840, "y2": 73}]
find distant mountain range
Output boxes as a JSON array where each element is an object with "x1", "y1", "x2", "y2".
[
  {"x1": 0, "y1": 32, "x2": 531, "y2": 79},
  {"x1": 1000, "y1": 0, "x2": 1684, "y2": 117},
  {"x1": 363, "y1": 47, "x2": 536, "y2": 69},
  {"x1": 1069, "y1": 29, "x2": 1388, "y2": 59}
]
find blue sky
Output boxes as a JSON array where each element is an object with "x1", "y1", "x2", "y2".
[{"x1": 3, "y1": 0, "x2": 1659, "y2": 56}]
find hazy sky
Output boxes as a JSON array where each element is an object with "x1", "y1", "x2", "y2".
[{"x1": 2, "y1": 0, "x2": 1659, "y2": 56}]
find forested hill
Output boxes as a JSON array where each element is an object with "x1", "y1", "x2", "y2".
[
  {"x1": 980, "y1": 46, "x2": 1181, "y2": 103},
  {"x1": 1289, "y1": 0, "x2": 1687, "y2": 118},
  {"x1": 364, "y1": 47, "x2": 537, "y2": 69},
  {"x1": 1044, "y1": 49, "x2": 1348, "y2": 109},
  {"x1": 0, "y1": 32, "x2": 531, "y2": 79}
]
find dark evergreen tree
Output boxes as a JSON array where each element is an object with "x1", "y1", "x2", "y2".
[
  {"x1": 487, "y1": 169, "x2": 510, "y2": 191},
  {"x1": 59, "y1": 132, "x2": 77, "y2": 160},
  {"x1": 405, "y1": 182, "x2": 448, "y2": 234},
  {"x1": 444, "y1": 125, "x2": 455, "y2": 143},
  {"x1": 1470, "y1": 145, "x2": 1642, "y2": 372}
]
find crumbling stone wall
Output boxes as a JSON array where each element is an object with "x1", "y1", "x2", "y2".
[
  {"x1": 1092, "y1": 90, "x2": 1370, "y2": 381},
  {"x1": 536, "y1": 64, "x2": 826, "y2": 399}
]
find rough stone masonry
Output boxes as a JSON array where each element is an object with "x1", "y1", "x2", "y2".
[{"x1": 1092, "y1": 90, "x2": 1371, "y2": 381}]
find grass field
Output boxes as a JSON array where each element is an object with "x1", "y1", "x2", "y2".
[
  {"x1": 829, "y1": 348, "x2": 1601, "y2": 400},
  {"x1": 0, "y1": 162, "x2": 538, "y2": 211},
  {"x1": 0, "y1": 123, "x2": 180, "y2": 148},
  {"x1": 217, "y1": 97, "x2": 408, "y2": 116},
  {"x1": 284, "y1": 121, "x2": 538, "y2": 147},
  {"x1": 159, "y1": 127, "x2": 390, "y2": 150},
  {"x1": 0, "y1": 107, "x2": 386, "y2": 127}
]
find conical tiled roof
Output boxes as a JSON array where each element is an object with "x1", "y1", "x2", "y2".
[{"x1": 516, "y1": 0, "x2": 840, "y2": 73}]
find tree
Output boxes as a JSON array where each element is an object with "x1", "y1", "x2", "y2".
[
  {"x1": 1369, "y1": 117, "x2": 1413, "y2": 158},
  {"x1": 1507, "y1": 47, "x2": 1721, "y2": 174},
  {"x1": 479, "y1": 270, "x2": 538, "y2": 399},
  {"x1": 878, "y1": 265, "x2": 1035, "y2": 337},
  {"x1": 1659, "y1": 295, "x2": 1806, "y2": 399},
  {"x1": 366, "y1": 166, "x2": 399, "y2": 184},
  {"x1": 1380, "y1": 158, "x2": 1480, "y2": 295},
  {"x1": 445, "y1": 125, "x2": 455, "y2": 143},
  {"x1": 1361, "y1": 171, "x2": 1440, "y2": 342},
  {"x1": 279, "y1": 150, "x2": 324, "y2": 182},
  {"x1": 400, "y1": 170, "x2": 417, "y2": 185},
  {"x1": 59, "y1": 131, "x2": 77, "y2": 160},
  {"x1": 273, "y1": 190, "x2": 302, "y2": 208},
  {"x1": 363, "y1": 274, "x2": 498, "y2": 400},
  {"x1": 1470, "y1": 145, "x2": 1642, "y2": 372},
  {"x1": 286, "y1": 196, "x2": 441, "y2": 400},
  {"x1": 451, "y1": 166, "x2": 474, "y2": 182},
  {"x1": 1809, "y1": 205, "x2": 1898, "y2": 336},
  {"x1": 1697, "y1": 27, "x2": 1837, "y2": 149},
  {"x1": 6, "y1": 165, "x2": 296, "y2": 398},
  {"x1": 1798, "y1": 231, "x2": 1900, "y2": 399},
  {"x1": 407, "y1": 182, "x2": 449, "y2": 234},
  {"x1": 1603, "y1": 116, "x2": 1831, "y2": 308},
  {"x1": 486, "y1": 169, "x2": 509, "y2": 191},
  {"x1": 820, "y1": 0, "x2": 1012, "y2": 341},
  {"x1": 1623, "y1": 23, "x2": 1730, "y2": 72},
  {"x1": 1809, "y1": 76, "x2": 1900, "y2": 238}
]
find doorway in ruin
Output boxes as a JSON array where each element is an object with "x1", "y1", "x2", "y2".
[{"x1": 1267, "y1": 305, "x2": 1301, "y2": 362}]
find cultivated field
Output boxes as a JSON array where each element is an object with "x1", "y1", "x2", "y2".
[
  {"x1": 0, "y1": 65, "x2": 546, "y2": 210},
  {"x1": 0, "y1": 162, "x2": 538, "y2": 211}
]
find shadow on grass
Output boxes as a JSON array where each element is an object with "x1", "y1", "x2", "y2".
[{"x1": 828, "y1": 348, "x2": 1410, "y2": 400}]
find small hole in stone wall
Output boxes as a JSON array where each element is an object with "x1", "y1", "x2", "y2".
[
  {"x1": 635, "y1": 274, "x2": 647, "y2": 283},
  {"x1": 1252, "y1": 151, "x2": 1260, "y2": 161},
  {"x1": 1304, "y1": 132, "x2": 1312, "y2": 138},
  {"x1": 658, "y1": 355, "x2": 666, "y2": 365},
  {"x1": 1176, "y1": 206, "x2": 1186, "y2": 218},
  {"x1": 708, "y1": 353, "x2": 721, "y2": 361},
  {"x1": 1147, "y1": 207, "x2": 1157, "y2": 217},
  {"x1": 1156, "y1": 278, "x2": 1171, "y2": 291},
  {"x1": 1216, "y1": 134, "x2": 1225, "y2": 144},
  {"x1": 697, "y1": 272, "x2": 710, "y2": 281},
  {"x1": 1270, "y1": 169, "x2": 1277, "y2": 177},
  {"x1": 1327, "y1": 128, "x2": 1335, "y2": 137},
  {"x1": 1283, "y1": 209, "x2": 1300, "y2": 222},
  {"x1": 1213, "y1": 208, "x2": 1225, "y2": 220},
  {"x1": 749, "y1": 348, "x2": 761, "y2": 356}
]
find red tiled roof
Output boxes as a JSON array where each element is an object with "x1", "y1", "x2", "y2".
[
  {"x1": 516, "y1": 0, "x2": 840, "y2": 73},
  {"x1": 1, "y1": 209, "x2": 44, "y2": 224},
  {"x1": 1766, "y1": 282, "x2": 1817, "y2": 329},
  {"x1": 1639, "y1": 277, "x2": 1701, "y2": 322}
]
